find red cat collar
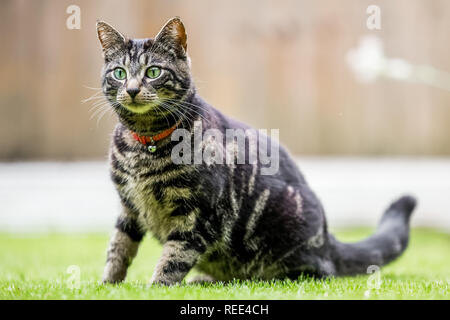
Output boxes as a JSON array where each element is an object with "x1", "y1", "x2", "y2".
[{"x1": 131, "y1": 121, "x2": 181, "y2": 152}]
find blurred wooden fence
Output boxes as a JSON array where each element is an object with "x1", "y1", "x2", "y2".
[{"x1": 1, "y1": 0, "x2": 449, "y2": 160}]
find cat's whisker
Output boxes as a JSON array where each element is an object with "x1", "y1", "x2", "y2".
[
  {"x1": 88, "y1": 101, "x2": 107, "y2": 112},
  {"x1": 167, "y1": 98, "x2": 210, "y2": 111},
  {"x1": 83, "y1": 85, "x2": 103, "y2": 90},
  {"x1": 94, "y1": 101, "x2": 118, "y2": 125},
  {"x1": 96, "y1": 107, "x2": 113, "y2": 126},
  {"x1": 83, "y1": 96, "x2": 108, "y2": 103},
  {"x1": 88, "y1": 101, "x2": 111, "y2": 114},
  {"x1": 169, "y1": 108, "x2": 204, "y2": 130},
  {"x1": 81, "y1": 90, "x2": 106, "y2": 103},
  {"x1": 86, "y1": 97, "x2": 117, "y2": 116},
  {"x1": 89, "y1": 103, "x2": 111, "y2": 120},
  {"x1": 82, "y1": 94, "x2": 115, "y2": 105},
  {"x1": 173, "y1": 108, "x2": 194, "y2": 132},
  {"x1": 90, "y1": 97, "x2": 114, "y2": 105},
  {"x1": 158, "y1": 101, "x2": 193, "y2": 132},
  {"x1": 161, "y1": 99, "x2": 211, "y2": 125},
  {"x1": 89, "y1": 102, "x2": 108, "y2": 111},
  {"x1": 158, "y1": 101, "x2": 186, "y2": 128},
  {"x1": 90, "y1": 107, "x2": 107, "y2": 121},
  {"x1": 152, "y1": 104, "x2": 171, "y2": 128},
  {"x1": 163, "y1": 97, "x2": 212, "y2": 114},
  {"x1": 158, "y1": 99, "x2": 192, "y2": 123}
]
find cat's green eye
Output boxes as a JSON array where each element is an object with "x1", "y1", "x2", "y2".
[
  {"x1": 146, "y1": 66, "x2": 161, "y2": 79},
  {"x1": 113, "y1": 68, "x2": 127, "y2": 80}
]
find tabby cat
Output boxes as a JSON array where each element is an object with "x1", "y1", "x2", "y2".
[{"x1": 97, "y1": 17, "x2": 416, "y2": 285}]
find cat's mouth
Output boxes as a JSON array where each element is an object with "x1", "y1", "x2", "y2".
[{"x1": 121, "y1": 102, "x2": 153, "y2": 114}]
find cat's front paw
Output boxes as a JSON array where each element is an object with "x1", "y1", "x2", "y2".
[
  {"x1": 187, "y1": 274, "x2": 217, "y2": 285},
  {"x1": 102, "y1": 273, "x2": 125, "y2": 284},
  {"x1": 148, "y1": 278, "x2": 177, "y2": 287},
  {"x1": 102, "y1": 263, "x2": 127, "y2": 284},
  {"x1": 102, "y1": 278, "x2": 121, "y2": 285}
]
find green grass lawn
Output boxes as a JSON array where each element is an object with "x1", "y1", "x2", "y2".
[{"x1": 0, "y1": 228, "x2": 448, "y2": 300}]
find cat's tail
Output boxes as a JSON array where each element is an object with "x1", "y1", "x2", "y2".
[{"x1": 328, "y1": 195, "x2": 417, "y2": 276}]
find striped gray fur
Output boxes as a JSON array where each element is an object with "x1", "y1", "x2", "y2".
[
  {"x1": 102, "y1": 229, "x2": 140, "y2": 283},
  {"x1": 98, "y1": 17, "x2": 417, "y2": 285}
]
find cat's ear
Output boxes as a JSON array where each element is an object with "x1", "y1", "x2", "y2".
[
  {"x1": 154, "y1": 17, "x2": 187, "y2": 56},
  {"x1": 96, "y1": 21, "x2": 127, "y2": 60}
]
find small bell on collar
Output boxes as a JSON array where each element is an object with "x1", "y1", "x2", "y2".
[{"x1": 147, "y1": 137, "x2": 157, "y2": 153}]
